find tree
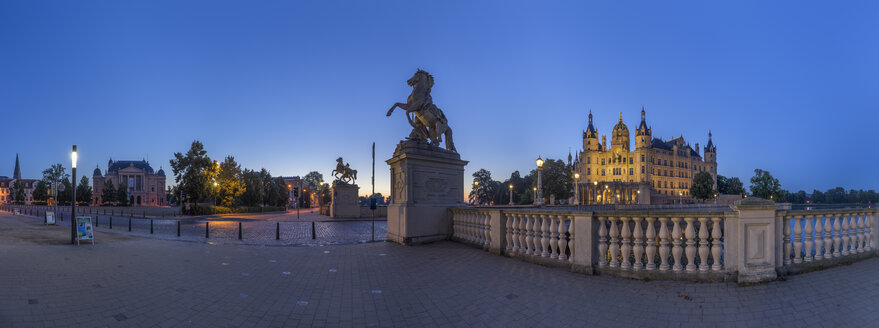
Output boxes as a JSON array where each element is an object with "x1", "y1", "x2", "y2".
[
  {"x1": 530, "y1": 159, "x2": 572, "y2": 204},
  {"x1": 810, "y1": 189, "x2": 825, "y2": 203},
  {"x1": 825, "y1": 187, "x2": 846, "y2": 203},
  {"x1": 264, "y1": 177, "x2": 290, "y2": 207},
  {"x1": 717, "y1": 175, "x2": 745, "y2": 195},
  {"x1": 303, "y1": 171, "x2": 324, "y2": 191},
  {"x1": 169, "y1": 141, "x2": 214, "y2": 208},
  {"x1": 32, "y1": 181, "x2": 49, "y2": 202},
  {"x1": 117, "y1": 182, "x2": 130, "y2": 206},
  {"x1": 690, "y1": 172, "x2": 716, "y2": 200},
  {"x1": 469, "y1": 168, "x2": 498, "y2": 205},
  {"x1": 216, "y1": 156, "x2": 245, "y2": 207},
  {"x1": 749, "y1": 169, "x2": 780, "y2": 200},
  {"x1": 58, "y1": 178, "x2": 72, "y2": 205},
  {"x1": 76, "y1": 176, "x2": 92, "y2": 205},
  {"x1": 102, "y1": 180, "x2": 117, "y2": 205},
  {"x1": 240, "y1": 169, "x2": 265, "y2": 207},
  {"x1": 42, "y1": 163, "x2": 69, "y2": 199},
  {"x1": 790, "y1": 190, "x2": 807, "y2": 204},
  {"x1": 11, "y1": 180, "x2": 25, "y2": 204}
]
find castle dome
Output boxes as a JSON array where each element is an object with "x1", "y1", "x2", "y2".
[
  {"x1": 93, "y1": 166, "x2": 102, "y2": 176},
  {"x1": 157, "y1": 168, "x2": 166, "y2": 176}
]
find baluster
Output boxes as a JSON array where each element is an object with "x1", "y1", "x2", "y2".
[
  {"x1": 566, "y1": 216, "x2": 574, "y2": 263},
  {"x1": 658, "y1": 217, "x2": 670, "y2": 271},
  {"x1": 865, "y1": 213, "x2": 873, "y2": 252},
  {"x1": 832, "y1": 214, "x2": 842, "y2": 257},
  {"x1": 484, "y1": 212, "x2": 491, "y2": 249},
  {"x1": 540, "y1": 215, "x2": 550, "y2": 257},
  {"x1": 645, "y1": 217, "x2": 657, "y2": 271},
  {"x1": 609, "y1": 217, "x2": 621, "y2": 268},
  {"x1": 524, "y1": 214, "x2": 534, "y2": 256},
  {"x1": 804, "y1": 215, "x2": 814, "y2": 262},
  {"x1": 698, "y1": 217, "x2": 710, "y2": 272},
  {"x1": 518, "y1": 213, "x2": 527, "y2": 255},
  {"x1": 671, "y1": 217, "x2": 683, "y2": 272},
  {"x1": 823, "y1": 214, "x2": 833, "y2": 259},
  {"x1": 558, "y1": 216, "x2": 569, "y2": 261},
  {"x1": 505, "y1": 214, "x2": 514, "y2": 253},
  {"x1": 793, "y1": 215, "x2": 803, "y2": 264},
  {"x1": 684, "y1": 217, "x2": 697, "y2": 272},
  {"x1": 462, "y1": 212, "x2": 469, "y2": 243},
  {"x1": 549, "y1": 215, "x2": 559, "y2": 259},
  {"x1": 841, "y1": 213, "x2": 851, "y2": 256},
  {"x1": 453, "y1": 213, "x2": 459, "y2": 239},
  {"x1": 783, "y1": 215, "x2": 792, "y2": 265},
  {"x1": 814, "y1": 215, "x2": 824, "y2": 261},
  {"x1": 711, "y1": 217, "x2": 723, "y2": 271},
  {"x1": 857, "y1": 212, "x2": 866, "y2": 253},
  {"x1": 598, "y1": 217, "x2": 608, "y2": 268},
  {"x1": 474, "y1": 213, "x2": 481, "y2": 245},
  {"x1": 632, "y1": 217, "x2": 644, "y2": 271},
  {"x1": 849, "y1": 213, "x2": 859, "y2": 254},
  {"x1": 620, "y1": 217, "x2": 632, "y2": 270},
  {"x1": 465, "y1": 212, "x2": 473, "y2": 243}
]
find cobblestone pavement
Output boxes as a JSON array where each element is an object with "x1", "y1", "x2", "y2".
[
  {"x1": 7, "y1": 209, "x2": 387, "y2": 245},
  {"x1": 2, "y1": 213, "x2": 879, "y2": 327}
]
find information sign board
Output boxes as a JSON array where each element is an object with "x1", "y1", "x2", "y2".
[
  {"x1": 46, "y1": 211, "x2": 55, "y2": 225},
  {"x1": 76, "y1": 217, "x2": 94, "y2": 245}
]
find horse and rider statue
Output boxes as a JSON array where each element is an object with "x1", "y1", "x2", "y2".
[
  {"x1": 332, "y1": 157, "x2": 357, "y2": 184},
  {"x1": 386, "y1": 69, "x2": 457, "y2": 152}
]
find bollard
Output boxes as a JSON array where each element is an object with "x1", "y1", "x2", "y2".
[
  {"x1": 143, "y1": 211, "x2": 145, "y2": 218},
  {"x1": 129, "y1": 218, "x2": 132, "y2": 232},
  {"x1": 110, "y1": 216, "x2": 113, "y2": 229},
  {"x1": 276, "y1": 222, "x2": 280, "y2": 240},
  {"x1": 312, "y1": 221, "x2": 316, "y2": 240},
  {"x1": 205, "y1": 222, "x2": 210, "y2": 238},
  {"x1": 95, "y1": 216, "x2": 99, "y2": 227},
  {"x1": 177, "y1": 221, "x2": 181, "y2": 237},
  {"x1": 238, "y1": 222, "x2": 242, "y2": 240},
  {"x1": 150, "y1": 219, "x2": 154, "y2": 234}
]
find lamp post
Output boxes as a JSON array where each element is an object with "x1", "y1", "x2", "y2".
[
  {"x1": 508, "y1": 184, "x2": 513, "y2": 206},
  {"x1": 593, "y1": 181, "x2": 597, "y2": 205},
  {"x1": 573, "y1": 173, "x2": 580, "y2": 206},
  {"x1": 70, "y1": 145, "x2": 77, "y2": 244},
  {"x1": 473, "y1": 180, "x2": 479, "y2": 205},
  {"x1": 535, "y1": 157, "x2": 544, "y2": 205}
]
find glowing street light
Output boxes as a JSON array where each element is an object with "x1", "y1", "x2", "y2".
[
  {"x1": 70, "y1": 145, "x2": 77, "y2": 244},
  {"x1": 508, "y1": 184, "x2": 514, "y2": 206},
  {"x1": 573, "y1": 173, "x2": 580, "y2": 205},
  {"x1": 535, "y1": 156, "x2": 544, "y2": 205}
]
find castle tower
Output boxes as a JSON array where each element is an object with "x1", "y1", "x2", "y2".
[
  {"x1": 635, "y1": 107, "x2": 652, "y2": 149},
  {"x1": 611, "y1": 112, "x2": 630, "y2": 151},
  {"x1": 582, "y1": 110, "x2": 599, "y2": 151},
  {"x1": 13, "y1": 153, "x2": 21, "y2": 180},
  {"x1": 704, "y1": 130, "x2": 717, "y2": 163}
]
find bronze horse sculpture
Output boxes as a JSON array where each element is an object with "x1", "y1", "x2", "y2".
[
  {"x1": 332, "y1": 157, "x2": 357, "y2": 184},
  {"x1": 386, "y1": 69, "x2": 457, "y2": 152}
]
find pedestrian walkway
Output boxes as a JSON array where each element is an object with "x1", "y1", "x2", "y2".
[{"x1": 1, "y1": 213, "x2": 878, "y2": 327}]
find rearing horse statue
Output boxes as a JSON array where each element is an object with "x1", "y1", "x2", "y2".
[{"x1": 386, "y1": 69, "x2": 457, "y2": 152}]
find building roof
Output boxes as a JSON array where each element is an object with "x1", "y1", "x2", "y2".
[
  {"x1": 13, "y1": 153, "x2": 21, "y2": 180},
  {"x1": 93, "y1": 166, "x2": 102, "y2": 176},
  {"x1": 107, "y1": 160, "x2": 155, "y2": 174},
  {"x1": 651, "y1": 138, "x2": 702, "y2": 159},
  {"x1": 157, "y1": 168, "x2": 165, "y2": 176}
]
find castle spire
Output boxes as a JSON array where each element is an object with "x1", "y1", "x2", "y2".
[
  {"x1": 588, "y1": 109, "x2": 593, "y2": 124},
  {"x1": 619, "y1": 112, "x2": 623, "y2": 122},
  {"x1": 13, "y1": 153, "x2": 21, "y2": 180},
  {"x1": 641, "y1": 106, "x2": 646, "y2": 121}
]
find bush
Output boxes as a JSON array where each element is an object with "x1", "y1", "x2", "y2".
[{"x1": 185, "y1": 205, "x2": 286, "y2": 215}]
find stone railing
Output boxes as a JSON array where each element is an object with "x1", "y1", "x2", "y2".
[
  {"x1": 778, "y1": 209, "x2": 875, "y2": 273},
  {"x1": 449, "y1": 199, "x2": 878, "y2": 283}
]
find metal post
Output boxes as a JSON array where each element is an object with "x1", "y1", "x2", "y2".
[
  {"x1": 275, "y1": 222, "x2": 280, "y2": 240},
  {"x1": 177, "y1": 221, "x2": 181, "y2": 237},
  {"x1": 205, "y1": 222, "x2": 209, "y2": 238},
  {"x1": 150, "y1": 219, "x2": 154, "y2": 234},
  {"x1": 110, "y1": 216, "x2": 113, "y2": 229},
  {"x1": 311, "y1": 221, "x2": 316, "y2": 239},
  {"x1": 238, "y1": 222, "x2": 242, "y2": 240},
  {"x1": 71, "y1": 145, "x2": 77, "y2": 244},
  {"x1": 372, "y1": 142, "x2": 375, "y2": 242}
]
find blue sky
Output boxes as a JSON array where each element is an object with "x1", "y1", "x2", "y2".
[{"x1": 1, "y1": 1, "x2": 877, "y2": 196}]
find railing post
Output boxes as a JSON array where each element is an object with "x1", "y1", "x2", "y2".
[
  {"x1": 276, "y1": 222, "x2": 280, "y2": 240},
  {"x1": 205, "y1": 222, "x2": 209, "y2": 238},
  {"x1": 238, "y1": 222, "x2": 243, "y2": 240},
  {"x1": 572, "y1": 212, "x2": 595, "y2": 274},
  {"x1": 487, "y1": 210, "x2": 504, "y2": 255},
  {"x1": 730, "y1": 198, "x2": 779, "y2": 284},
  {"x1": 177, "y1": 221, "x2": 181, "y2": 237}
]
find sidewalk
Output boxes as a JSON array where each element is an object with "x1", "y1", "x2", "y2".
[{"x1": 1, "y1": 212, "x2": 878, "y2": 327}]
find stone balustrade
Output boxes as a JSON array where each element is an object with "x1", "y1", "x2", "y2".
[
  {"x1": 779, "y1": 209, "x2": 875, "y2": 273},
  {"x1": 449, "y1": 202, "x2": 878, "y2": 283}
]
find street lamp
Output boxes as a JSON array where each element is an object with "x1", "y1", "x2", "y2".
[
  {"x1": 508, "y1": 184, "x2": 514, "y2": 206},
  {"x1": 593, "y1": 181, "x2": 598, "y2": 205},
  {"x1": 70, "y1": 145, "x2": 77, "y2": 244},
  {"x1": 535, "y1": 156, "x2": 544, "y2": 206},
  {"x1": 532, "y1": 187, "x2": 537, "y2": 204},
  {"x1": 573, "y1": 173, "x2": 580, "y2": 205}
]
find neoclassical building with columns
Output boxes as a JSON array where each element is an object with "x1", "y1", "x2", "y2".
[
  {"x1": 572, "y1": 108, "x2": 717, "y2": 205},
  {"x1": 93, "y1": 159, "x2": 167, "y2": 206}
]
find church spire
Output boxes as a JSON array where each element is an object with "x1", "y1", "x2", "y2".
[{"x1": 13, "y1": 153, "x2": 21, "y2": 180}]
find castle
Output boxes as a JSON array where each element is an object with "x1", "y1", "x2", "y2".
[
  {"x1": 93, "y1": 159, "x2": 167, "y2": 206},
  {"x1": 572, "y1": 108, "x2": 716, "y2": 205}
]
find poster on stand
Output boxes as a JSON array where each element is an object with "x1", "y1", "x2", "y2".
[
  {"x1": 13, "y1": 208, "x2": 20, "y2": 215},
  {"x1": 76, "y1": 217, "x2": 94, "y2": 245},
  {"x1": 46, "y1": 211, "x2": 55, "y2": 225}
]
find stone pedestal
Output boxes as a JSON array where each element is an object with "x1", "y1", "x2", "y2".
[
  {"x1": 330, "y1": 182, "x2": 360, "y2": 218},
  {"x1": 730, "y1": 198, "x2": 779, "y2": 284},
  {"x1": 386, "y1": 140, "x2": 468, "y2": 245}
]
